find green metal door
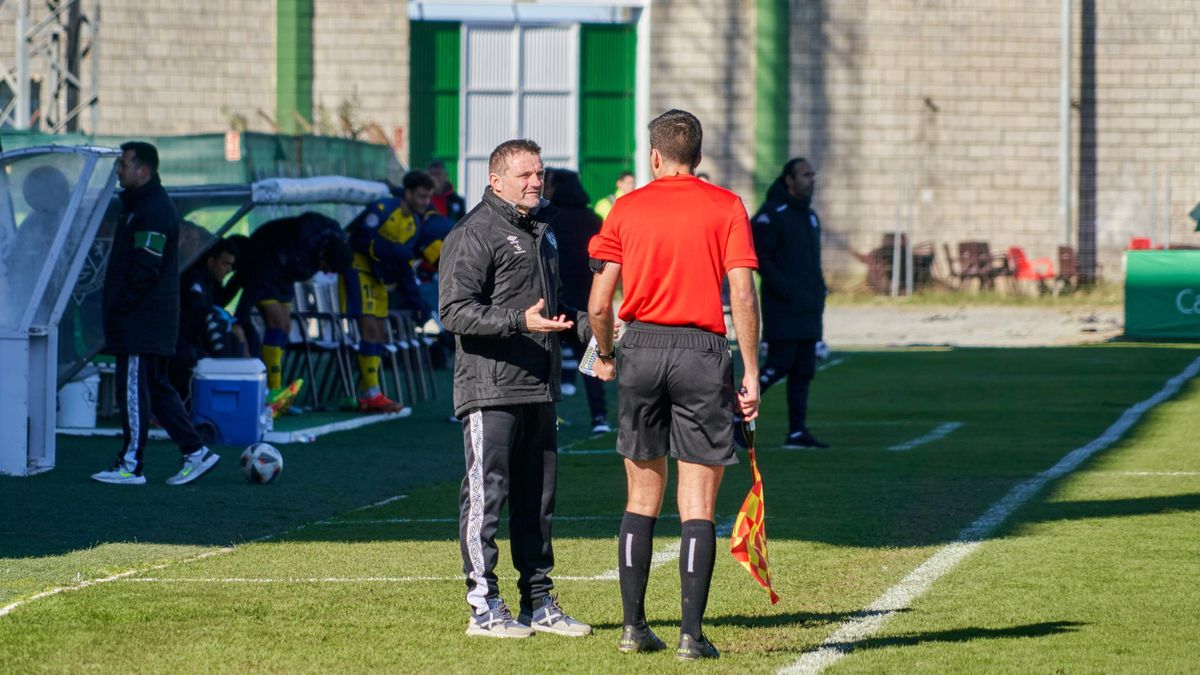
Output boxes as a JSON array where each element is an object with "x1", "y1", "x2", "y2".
[
  {"x1": 578, "y1": 24, "x2": 636, "y2": 206},
  {"x1": 409, "y1": 21, "x2": 461, "y2": 185}
]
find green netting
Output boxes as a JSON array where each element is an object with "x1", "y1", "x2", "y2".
[{"x1": 1, "y1": 130, "x2": 404, "y2": 186}]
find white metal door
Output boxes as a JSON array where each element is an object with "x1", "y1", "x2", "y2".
[{"x1": 460, "y1": 23, "x2": 579, "y2": 204}]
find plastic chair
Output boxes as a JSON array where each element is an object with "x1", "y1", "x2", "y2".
[{"x1": 1006, "y1": 246, "x2": 1055, "y2": 294}]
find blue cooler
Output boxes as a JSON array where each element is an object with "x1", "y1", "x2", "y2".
[{"x1": 191, "y1": 358, "x2": 268, "y2": 446}]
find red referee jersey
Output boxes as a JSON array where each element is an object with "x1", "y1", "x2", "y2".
[{"x1": 587, "y1": 174, "x2": 758, "y2": 335}]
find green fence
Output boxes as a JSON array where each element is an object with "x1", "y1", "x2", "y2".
[{"x1": 1124, "y1": 250, "x2": 1200, "y2": 339}]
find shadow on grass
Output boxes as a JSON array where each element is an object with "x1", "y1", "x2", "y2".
[
  {"x1": 590, "y1": 609, "x2": 889, "y2": 632},
  {"x1": 835, "y1": 620, "x2": 1084, "y2": 652},
  {"x1": 2, "y1": 347, "x2": 1196, "y2": 563},
  {"x1": 1026, "y1": 493, "x2": 1200, "y2": 523}
]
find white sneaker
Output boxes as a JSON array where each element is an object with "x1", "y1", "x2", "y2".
[
  {"x1": 165, "y1": 447, "x2": 220, "y2": 486},
  {"x1": 591, "y1": 418, "x2": 612, "y2": 434},
  {"x1": 91, "y1": 462, "x2": 146, "y2": 485},
  {"x1": 519, "y1": 595, "x2": 592, "y2": 637},
  {"x1": 466, "y1": 598, "x2": 534, "y2": 639},
  {"x1": 561, "y1": 383, "x2": 578, "y2": 396}
]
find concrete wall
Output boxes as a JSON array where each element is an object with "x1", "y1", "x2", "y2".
[
  {"x1": 792, "y1": 0, "x2": 1200, "y2": 286},
  {"x1": 649, "y1": 0, "x2": 757, "y2": 202},
  {"x1": 96, "y1": 0, "x2": 275, "y2": 135},
  {"x1": 311, "y1": 0, "x2": 409, "y2": 161}
]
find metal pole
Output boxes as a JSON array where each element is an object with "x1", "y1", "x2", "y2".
[
  {"x1": 890, "y1": 179, "x2": 902, "y2": 298},
  {"x1": 16, "y1": 0, "x2": 31, "y2": 129},
  {"x1": 1150, "y1": 166, "x2": 1158, "y2": 247},
  {"x1": 91, "y1": 0, "x2": 100, "y2": 134},
  {"x1": 905, "y1": 174, "x2": 914, "y2": 296},
  {"x1": 1059, "y1": 0, "x2": 1072, "y2": 245},
  {"x1": 1165, "y1": 171, "x2": 1173, "y2": 249}
]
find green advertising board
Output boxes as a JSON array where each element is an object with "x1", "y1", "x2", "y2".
[{"x1": 1125, "y1": 250, "x2": 1200, "y2": 339}]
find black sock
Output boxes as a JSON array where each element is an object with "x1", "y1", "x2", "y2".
[
  {"x1": 618, "y1": 511, "x2": 657, "y2": 628},
  {"x1": 679, "y1": 519, "x2": 716, "y2": 638}
]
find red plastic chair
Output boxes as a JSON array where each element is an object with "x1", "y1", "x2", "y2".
[
  {"x1": 1129, "y1": 237, "x2": 1153, "y2": 250},
  {"x1": 1007, "y1": 246, "x2": 1054, "y2": 294}
]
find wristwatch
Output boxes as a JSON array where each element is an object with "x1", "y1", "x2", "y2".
[{"x1": 596, "y1": 350, "x2": 616, "y2": 361}]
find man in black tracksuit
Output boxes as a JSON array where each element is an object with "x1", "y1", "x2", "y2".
[
  {"x1": 439, "y1": 139, "x2": 592, "y2": 639},
  {"x1": 92, "y1": 142, "x2": 220, "y2": 486},
  {"x1": 752, "y1": 157, "x2": 830, "y2": 449}
]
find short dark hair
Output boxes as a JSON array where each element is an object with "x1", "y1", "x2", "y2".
[
  {"x1": 781, "y1": 157, "x2": 811, "y2": 180},
  {"x1": 120, "y1": 141, "x2": 160, "y2": 173},
  {"x1": 402, "y1": 170, "x2": 436, "y2": 192},
  {"x1": 488, "y1": 139, "x2": 542, "y2": 176},
  {"x1": 648, "y1": 109, "x2": 702, "y2": 169},
  {"x1": 207, "y1": 237, "x2": 240, "y2": 260}
]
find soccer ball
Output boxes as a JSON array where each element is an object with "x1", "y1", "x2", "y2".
[{"x1": 240, "y1": 442, "x2": 283, "y2": 484}]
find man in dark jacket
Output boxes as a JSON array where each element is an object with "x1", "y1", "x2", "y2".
[
  {"x1": 545, "y1": 168, "x2": 609, "y2": 433},
  {"x1": 751, "y1": 157, "x2": 830, "y2": 449},
  {"x1": 439, "y1": 139, "x2": 592, "y2": 640},
  {"x1": 92, "y1": 142, "x2": 220, "y2": 486}
]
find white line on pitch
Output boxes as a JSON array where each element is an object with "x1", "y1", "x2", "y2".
[
  {"x1": 559, "y1": 448, "x2": 616, "y2": 455},
  {"x1": 887, "y1": 422, "x2": 963, "y2": 452},
  {"x1": 817, "y1": 358, "x2": 846, "y2": 372},
  {"x1": 0, "y1": 493, "x2": 410, "y2": 620},
  {"x1": 779, "y1": 355, "x2": 1200, "y2": 675}
]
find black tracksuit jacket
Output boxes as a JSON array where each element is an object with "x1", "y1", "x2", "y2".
[
  {"x1": 438, "y1": 188, "x2": 590, "y2": 417},
  {"x1": 752, "y1": 181, "x2": 828, "y2": 342},
  {"x1": 102, "y1": 175, "x2": 181, "y2": 356}
]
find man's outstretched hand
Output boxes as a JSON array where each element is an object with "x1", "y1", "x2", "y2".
[{"x1": 524, "y1": 298, "x2": 574, "y2": 333}]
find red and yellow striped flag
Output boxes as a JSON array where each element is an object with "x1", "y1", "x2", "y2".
[{"x1": 729, "y1": 419, "x2": 780, "y2": 604}]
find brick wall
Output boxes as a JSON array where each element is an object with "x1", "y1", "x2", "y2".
[
  {"x1": 93, "y1": 0, "x2": 276, "y2": 135},
  {"x1": 792, "y1": 0, "x2": 1200, "y2": 286},
  {"x1": 650, "y1": 0, "x2": 757, "y2": 202},
  {"x1": 311, "y1": 0, "x2": 408, "y2": 162}
]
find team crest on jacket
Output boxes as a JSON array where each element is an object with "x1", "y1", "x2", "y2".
[{"x1": 506, "y1": 235, "x2": 526, "y2": 254}]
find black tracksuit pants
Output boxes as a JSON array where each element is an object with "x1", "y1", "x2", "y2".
[
  {"x1": 114, "y1": 353, "x2": 206, "y2": 475},
  {"x1": 458, "y1": 402, "x2": 558, "y2": 615},
  {"x1": 760, "y1": 339, "x2": 817, "y2": 434}
]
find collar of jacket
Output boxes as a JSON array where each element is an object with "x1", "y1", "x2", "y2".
[
  {"x1": 118, "y1": 174, "x2": 163, "y2": 208},
  {"x1": 482, "y1": 186, "x2": 555, "y2": 235}
]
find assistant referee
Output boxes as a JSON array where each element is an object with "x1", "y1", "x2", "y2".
[{"x1": 587, "y1": 109, "x2": 762, "y2": 660}]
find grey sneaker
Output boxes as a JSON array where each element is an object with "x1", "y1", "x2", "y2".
[
  {"x1": 91, "y1": 461, "x2": 146, "y2": 485},
  {"x1": 519, "y1": 594, "x2": 592, "y2": 637},
  {"x1": 165, "y1": 447, "x2": 220, "y2": 486},
  {"x1": 676, "y1": 633, "x2": 720, "y2": 661},
  {"x1": 466, "y1": 598, "x2": 534, "y2": 638},
  {"x1": 618, "y1": 624, "x2": 666, "y2": 653}
]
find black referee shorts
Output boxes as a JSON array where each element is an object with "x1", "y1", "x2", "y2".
[{"x1": 616, "y1": 321, "x2": 737, "y2": 466}]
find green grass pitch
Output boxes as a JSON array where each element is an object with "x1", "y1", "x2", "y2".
[{"x1": 2, "y1": 344, "x2": 1198, "y2": 673}]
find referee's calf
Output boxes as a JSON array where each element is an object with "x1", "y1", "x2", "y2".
[{"x1": 587, "y1": 109, "x2": 761, "y2": 661}]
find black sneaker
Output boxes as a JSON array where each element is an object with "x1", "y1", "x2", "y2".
[
  {"x1": 676, "y1": 633, "x2": 720, "y2": 661},
  {"x1": 782, "y1": 429, "x2": 829, "y2": 449},
  {"x1": 618, "y1": 624, "x2": 666, "y2": 653}
]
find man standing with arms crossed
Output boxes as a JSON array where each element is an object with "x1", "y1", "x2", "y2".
[
  {"x1": 588, "y1": 110, "x2": 761, "y2": 660},
  {"x1": 439, "y1": 139, "x2": 593, "y2": 639}
]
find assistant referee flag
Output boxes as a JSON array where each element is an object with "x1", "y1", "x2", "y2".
[{"x1": 729, "y1": 419, "x2": 780, "y2": 604}]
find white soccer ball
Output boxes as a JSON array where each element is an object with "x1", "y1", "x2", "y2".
[{"x1": 240, "y1": 442, "x2": 283, "y2": 484}]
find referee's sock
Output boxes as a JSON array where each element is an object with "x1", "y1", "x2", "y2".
[
  {"x1": 679, "y1": 519, "x2": 716, "y2": 638},
  {"x1": 618, "y1": 511, "x2": 657, "y2": 629}
]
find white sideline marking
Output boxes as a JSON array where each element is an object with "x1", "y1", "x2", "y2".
[
  {"x1": 0, "y1": 548, "x2": 233, "y2": 619},
  {"x1": 779, "y1": 355, "x2": 1200, "y2": 675},
  {"x1": 0, "y1": 493, "x2": 409, "y2": 620},
  {"x1": 887, "y1": 422, "x2": 964, "y2": 452},
  {"x1": 817, "y1": 358, "x2": 846, "y2": 373},
  {"x1": 559, "y1": 448, "x2": 616, "y2": 456}
]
